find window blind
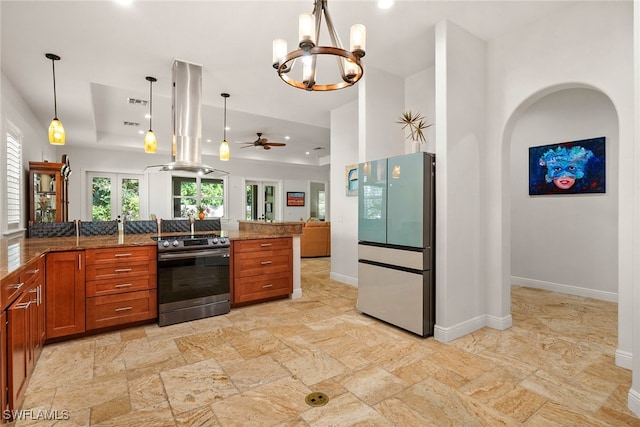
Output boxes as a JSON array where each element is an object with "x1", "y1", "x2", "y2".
[{"x1": 6, "y1": 130, "x2": 22, "y2": 225}]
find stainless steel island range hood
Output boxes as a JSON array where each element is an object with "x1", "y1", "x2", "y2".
[{"x1": 147, "y1": 59, "x2": 228, "y2": 176}]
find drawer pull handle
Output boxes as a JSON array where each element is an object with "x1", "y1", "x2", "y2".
[
  {"x1": 7, "y1": 282, "x2": 24, "y2": 290},
  {"x1": 262, "y1": 284, "x2": 273, "y2": 288},
  {"x1": 260, "y1": 243, "x2": 272, "y2": 247},
  {"x1": 261, "y1": 261, "x2": 272, "y2": 265},
  {"x1": 13, "y1": 301, "x2": 31, "y2": 309},
  {"x1": 114, "y1": 268, "x2": 132, "y2": 273},
  {"x1": 114, "y1": 253, "x2": 132, "y2": 257},
  {"x1": 115, "y1": 306, "x2": 133, "y2": 312},
  {"x1": 26, "y1": 268, "x2": 40, "y2": 275},
  {"x1": 114, "y1": 283, "x2": 132, "y2": 288}
]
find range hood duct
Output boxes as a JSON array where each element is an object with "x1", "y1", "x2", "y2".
[{"x1": 146, "y1": 59, "x2": 228, "y2": 176}]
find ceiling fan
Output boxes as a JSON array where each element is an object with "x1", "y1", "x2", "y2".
[{"x1": 238, "y1": 132, "x2": 286, "y2": 150}]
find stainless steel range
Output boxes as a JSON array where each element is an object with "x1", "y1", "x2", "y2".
[{"x1": 153, "y1": 233, "x2": 230, "y2": 327}]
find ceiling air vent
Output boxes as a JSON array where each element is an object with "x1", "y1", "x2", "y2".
[
  {"x1": 123, "y1": 121, "x2": 140, "y2": 127},
  {"x1": 313, "y1": 147, "x2": 324, "y2": 151},
  {"x1": 127, "y1": 97, "x2": 148, "y2": 106}
]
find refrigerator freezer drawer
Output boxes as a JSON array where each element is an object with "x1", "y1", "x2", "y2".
[
  {"x1": 357, "y1": 261, "x2": 432, "y2": 336},
  {"x1": 358, "y1": 243, "x2": 430, "y2": 271}
]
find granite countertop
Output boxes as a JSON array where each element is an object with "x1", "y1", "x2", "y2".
[{"x1": 0, "y1": 230, "x2": 297, "y2": 281}]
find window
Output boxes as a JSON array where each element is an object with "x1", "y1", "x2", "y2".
[
  {"x1": 88, "y1": 172, "x2": 144, "y2": 221},
  {"x1": 172, "y1": 176, "x2": 224, "y2": 218},
  {"x1": 6, "y1": 124, "x2": 23, "y2": 230}
]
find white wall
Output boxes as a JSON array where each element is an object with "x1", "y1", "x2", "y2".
[
  {"x1": 433, "y1": 20, "x2": 486, "y2": 341},
  {"x1": 330, "y1": 100, "x2": 359, "y2": 285},
  {"x1": 405, "y1": 67, "x2": 435, "y2": 154},
  {"x1": 510, "y1": 88, "x2": 618, "y2": 300},
  {"x1": 1, "y1": 73, "x2": 56, "y2": 235},
  {"x1": 485, "y1": 0, "x2": 633, "y2": 369}
]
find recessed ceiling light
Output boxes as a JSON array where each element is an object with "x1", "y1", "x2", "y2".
[
  {"x1": 206, "y1": 139, "x2": 211, "y2": 143},
  {"x1": 114, "y1": 0, "x2": 133, "y2": 6},
  {"x1": 225, "y1": 126, "x2": 230, "y2": 131},
  {"x1": 285, "y1": 136, "x2": 290, "y2": 140},
  {"x1": 305, "y1": 151, "x2": 310, "y2": 155},
  {"x1": 138, "y1": 130, "x2": 144, "y2": 135},
  {"x1": 144, "y1": 113, "x2": 151, "y2": 119},
  {"x1": 377, "y1": 0, "x2": 395, "y2": 9}
]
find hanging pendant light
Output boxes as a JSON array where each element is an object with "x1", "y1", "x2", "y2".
[
  {"x1": 219, "y1": 93, "x2": 230, "y2": 161},
  {"x1": 272, "y1": 0, "x2": 366, "y2": 91},
  {"x1": 45, "y1": 53, "x2": 65, "y2": 145},
  {"x1": 144, "y1": 76, "x2": 157, "y2": 153}
]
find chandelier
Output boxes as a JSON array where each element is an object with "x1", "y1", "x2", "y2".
[
  {"x1": 272, "y1": 0, "x2": 366, "y2": 91},
  {"x1": 144, "y1": 76, "x2": 157, "y2": 153}
]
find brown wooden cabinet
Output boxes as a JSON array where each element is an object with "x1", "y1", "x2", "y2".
[
  {"x1": 28, "y1": 161, "x2": 69, "y2": 223},
  {"x1": 0, "y1": 311, "x2": 7, "y2": 420},
  {"x1": 85, "y1": 246, "x2": 157, "y2": 330},
  {"x1": 45, "y1": 251, "x2": 85, "y2": 339},
  {"x1": 1, "y1": 255, "x2": 45, "y2": 422},
  {"x1": 232, "y1": 238, "x2": 292, "y2": 305}
]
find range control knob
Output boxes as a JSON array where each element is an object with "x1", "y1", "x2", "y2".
[
  {"x1": 172, "y1": 239, "x2": 180, "y2": 247},
  {"x1": 220, "y1": 237, "x2": 227, "y2": 244},
  {"x1": 212, "y1": 237, "x2": 219, "y2": 244},
  {"x1": 162, "y1": 240, "x2": 170, "y2": 248}
]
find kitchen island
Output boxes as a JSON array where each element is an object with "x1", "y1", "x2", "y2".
[{"x1": 0, "y1": 228, "x2": 302, "y2": 420}]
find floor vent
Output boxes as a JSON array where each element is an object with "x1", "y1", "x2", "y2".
[{"x1": 305, "y1": 392, "x2": 329, "y2": 407}]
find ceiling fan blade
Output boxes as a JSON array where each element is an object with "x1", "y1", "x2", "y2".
[{"x1": 265, "y1": 142, "x2": 286, "y2": 147}]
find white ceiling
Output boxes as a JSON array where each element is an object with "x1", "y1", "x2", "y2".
[{"x1": 1, "y1": 0, "x2": 576, "y2": 166}]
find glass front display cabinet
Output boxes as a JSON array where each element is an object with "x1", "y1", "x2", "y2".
[{"x1": 29, "y1": 161, "x2": 69, "y2": 223}]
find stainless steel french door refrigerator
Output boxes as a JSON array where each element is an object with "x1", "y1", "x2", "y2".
[{"x1": 357, "y1": 152, "x2": 435, "y2": 337}]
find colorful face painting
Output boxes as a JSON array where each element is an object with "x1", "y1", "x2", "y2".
[{"x1": 529, "y1": 137, "x2": 605, "y2": 195}]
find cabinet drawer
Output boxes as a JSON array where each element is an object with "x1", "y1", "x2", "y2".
[
  {"x1": 86, "y1": 246, "x2": 156, "y2": 265},
  {"x1": 85, "y1": 260, "x2": 156, "y2": 281},
  {"x1": 234, "y1": 272, "x2": 292, "y2": 304},
  {"x1": 234, "y1": 250, "x2": 291, "y2": 278},
  {"x1": 86, "y1": 290, "x2": 157, "y2": 330},
  {"x1": 86, "y1": 275, "x2": 156, "y2": 297},
  {"x1": 22, "y1": 256, "x2": 45, "y2": 287},
  {"x1": 1, "y1": 270, "x2": 24, "y2": 311},
  {"x1": 233, "y1": 238, "x2": 291, "y2": 253}
]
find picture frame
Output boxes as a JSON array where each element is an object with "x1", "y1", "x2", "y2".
[
  {"x1": 529, "y1": 136, "x2": 605, "y2": 195},
  {"x1": 345, "y1": 164, "x2": 358, "y2": 197},
  {"x1": 286, "y1": 191, "x2": 305, "y2": 206}
]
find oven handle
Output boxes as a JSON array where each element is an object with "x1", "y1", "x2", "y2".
[{"x1": 158, "y1": 249, "x2": 230, "y2": 261}]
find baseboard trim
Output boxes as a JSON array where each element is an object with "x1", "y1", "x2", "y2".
[
  {"x1": 511, "y1": 276, "x2": 618, "y2": 302},
  {"x1": 434, "y1": 315, "x2": 487, "y2": 343},
  {"x1": 628, "y1": 388, "x2": 640, "y2": 418},
  {"x1": 615, "y1": 349, "x2": 633, "y2": 370},
  {"x1": 486, "y1": 314, "x2": 512, "y2": 330},
  {"x1": 330, "y1": 271, "x2": 358, "y2": 287}
]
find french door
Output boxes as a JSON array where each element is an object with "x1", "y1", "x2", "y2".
[
  {"x1": 87, "y1": 172, "x2": 145, "y2": 221},
  {"x1": 245, "y1": 180, "x2": 278, "y2": 221}
]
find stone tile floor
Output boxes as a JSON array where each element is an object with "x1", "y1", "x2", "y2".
[{"x1": 13, "y1": 258, "x2": 640, "y2": 426}]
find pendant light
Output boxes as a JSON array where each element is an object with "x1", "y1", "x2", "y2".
[
  {"x1": 144, "y1": 76, "x2": 157, "y2": 153},
  {"x1": 219, "y1": 93, "x2": 230, "y2": 161},
  {"x1": 45, "y1": 53, "x2": 65, "y2": 145}
]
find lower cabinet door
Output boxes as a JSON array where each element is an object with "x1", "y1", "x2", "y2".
[
  {"x1": 0, "y1": 311, "x2": 7, "y2": 417},
  {"x1": 86, "y1": 290, "x2": 157, "y2": 330},
  {"x1": 7, "y1": 291, "x2": 31, "y2": 412}
]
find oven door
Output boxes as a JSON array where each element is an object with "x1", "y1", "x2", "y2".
[{"x1": 157, "y1": 248, "x2": 230, "y2": 307}]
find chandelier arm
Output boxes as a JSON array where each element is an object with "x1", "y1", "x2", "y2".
[{"x1": 322, "y1": 0, "x2": 350, "y2": 81}]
